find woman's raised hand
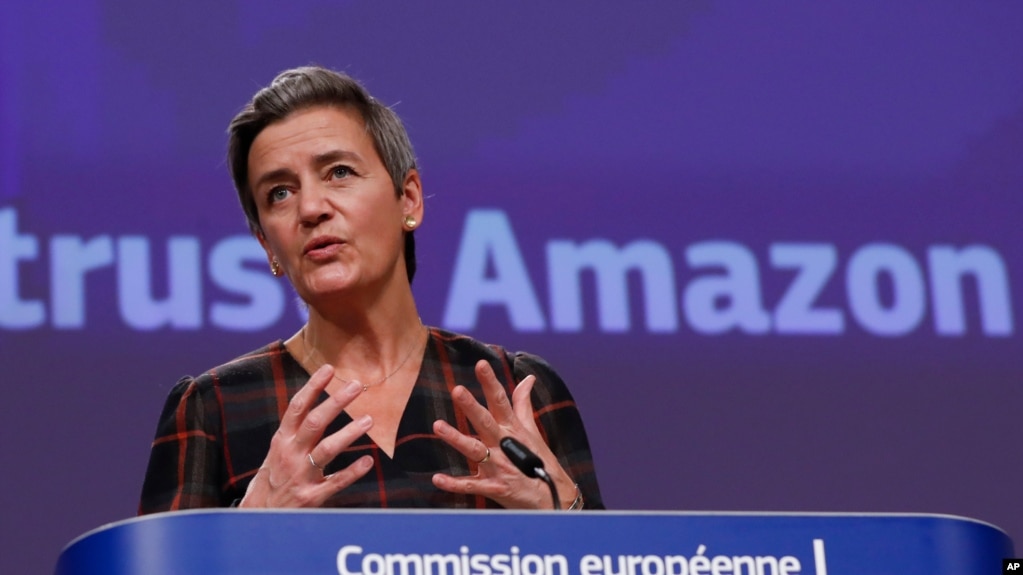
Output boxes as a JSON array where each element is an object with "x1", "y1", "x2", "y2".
[
  {"x1": 431, "y1": 360, "x2": 576, "y2": 509},
  {"x1": 240, "y1": 365, "x2": 374, "y2": 507}
]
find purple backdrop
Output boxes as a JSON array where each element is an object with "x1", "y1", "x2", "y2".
[{"x1": 2, "y1": 2, "x2": 1021, "y2": 573}]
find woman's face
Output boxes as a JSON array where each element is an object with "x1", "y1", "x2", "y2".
[{"x1": 248, "y1": 105, "x2": 422, "y2": 307}]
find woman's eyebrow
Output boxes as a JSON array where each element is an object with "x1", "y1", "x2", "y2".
[
  {"x1": 313, "y1": 149, "x2": 363, "y2": 167},
  {"x1": 252, "y1": 167, "x2": 296, "y2": 191}
]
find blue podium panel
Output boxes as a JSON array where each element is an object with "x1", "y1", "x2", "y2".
[{"x1": 55, "y1": 510, "x2": 1013, "y2": 575}]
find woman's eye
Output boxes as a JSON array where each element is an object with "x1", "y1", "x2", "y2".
[
  {"x1": 331, "y1": 166, "x2": 352, "y2": 179},
  {"x1": 268, "y1": 187, "x2": 290, "y2": 203}
]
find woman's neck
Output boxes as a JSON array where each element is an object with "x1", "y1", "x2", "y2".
[{"x1": 287, "y1": 295, "x2": 425, "y2": 385}]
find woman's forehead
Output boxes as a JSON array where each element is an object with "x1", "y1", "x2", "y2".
[{"x1": 249, "y1": 107, "x2": 377, "y2": 173}]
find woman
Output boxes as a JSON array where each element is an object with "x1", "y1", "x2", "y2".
[{"x1": 139, "y1": 66, "x2": 602, "y2": 512}]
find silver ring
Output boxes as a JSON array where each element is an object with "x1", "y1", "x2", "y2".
[
  {"x1": 477, "y1": 446, "x2": 491, "y2": 465},
  {"x1": 308, "y1": 453, "x2": 325, "y2": 472}
]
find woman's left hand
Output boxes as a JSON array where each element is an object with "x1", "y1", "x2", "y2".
[{"x1": 431, "y1": 360, "x2": 576, "y2": 509}]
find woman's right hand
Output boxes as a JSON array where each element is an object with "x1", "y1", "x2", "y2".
[{"x1": 239, "y1": 365, "x2": 375, "y2": 507}]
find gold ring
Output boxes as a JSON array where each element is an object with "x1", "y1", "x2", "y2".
[{"x1": 477, "y1": 446, "x2": 491, "y2": 465}]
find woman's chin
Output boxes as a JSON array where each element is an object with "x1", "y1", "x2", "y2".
[{"x1": 295, "y1": 276, "x2": 359, "y2": 303}]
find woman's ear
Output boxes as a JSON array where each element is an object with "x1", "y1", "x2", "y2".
[
  {"x1": 400, "y1": 169, "x2": 424, "y2": 227},
  {"x1": 254, "y1": 229, "x2": 285, "y2": 277},
  {"x1": 254, "y1": 229, "x2": 275, "y2": 267}
]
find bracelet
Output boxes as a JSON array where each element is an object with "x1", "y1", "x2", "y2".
[{"x1": 566, "y1": 484, "x2": 584, "y2": 511}]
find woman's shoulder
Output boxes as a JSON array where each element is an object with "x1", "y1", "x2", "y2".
[
  {"x1": 427, "y1": 327, "x2": 563, "y2": 386},
  {"x1": 429, "y1": 327, "x2": 524, "y2": 362},
  {"x1": 174, "y1": 340, "x2": 293, "y2": 393}
]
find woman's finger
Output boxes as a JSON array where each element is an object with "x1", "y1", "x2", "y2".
[
  {"x1": 277, "y1": 364, "x2": 335, "y2": 437},
  {"x1": 293, "y1": 379, "x2": 363, "y2": 448},
  {"x1": 309, "y1": 413, "x2": 374, "y2": 471},
  {"x1": 474, "y1": 360, "x2": 517, "y2": 423},
  {"x1": 433, "y1": 419, "x2": 491, "y2": 466},
  {"x1": 450, "y1": 384, "x2": 503, "y2": 442},
  {"x1": 432, "y1": 466, "x2": 549, "y2": 509},
  {"x1": 432, "y1": 472, "x2": 507, "y2": 498},
  {"x1": 312, "y1": 455, "x2": 376, "y2": 501},
  {"x1": 511, "y1": 375, "x2": 538, "y2": 430}
]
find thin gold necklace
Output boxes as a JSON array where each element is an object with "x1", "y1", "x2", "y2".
[{"x1": 300, "y1": 323, "x2": 426, "y2": 392}]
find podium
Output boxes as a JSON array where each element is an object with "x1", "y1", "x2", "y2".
[{"x1": 55, "y1": 510, "x2": 1013, "y2": 575}]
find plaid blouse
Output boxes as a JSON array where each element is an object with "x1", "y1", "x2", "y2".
[{"x1": 139, "y1": 327, "x2": 603, "y2": 513}]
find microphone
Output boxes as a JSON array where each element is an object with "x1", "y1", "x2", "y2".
[{"x1": 499, "y1": 437, "x2": 560, "y2": 510}]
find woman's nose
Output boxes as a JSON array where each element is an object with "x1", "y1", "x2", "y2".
[{"x1": 297, "y1": 183, "x2": 332, "y2": 225}]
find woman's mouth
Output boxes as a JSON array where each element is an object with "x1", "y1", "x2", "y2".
[{"x1": 303, "y1": 236, "x2": 345, "y2": 260}]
